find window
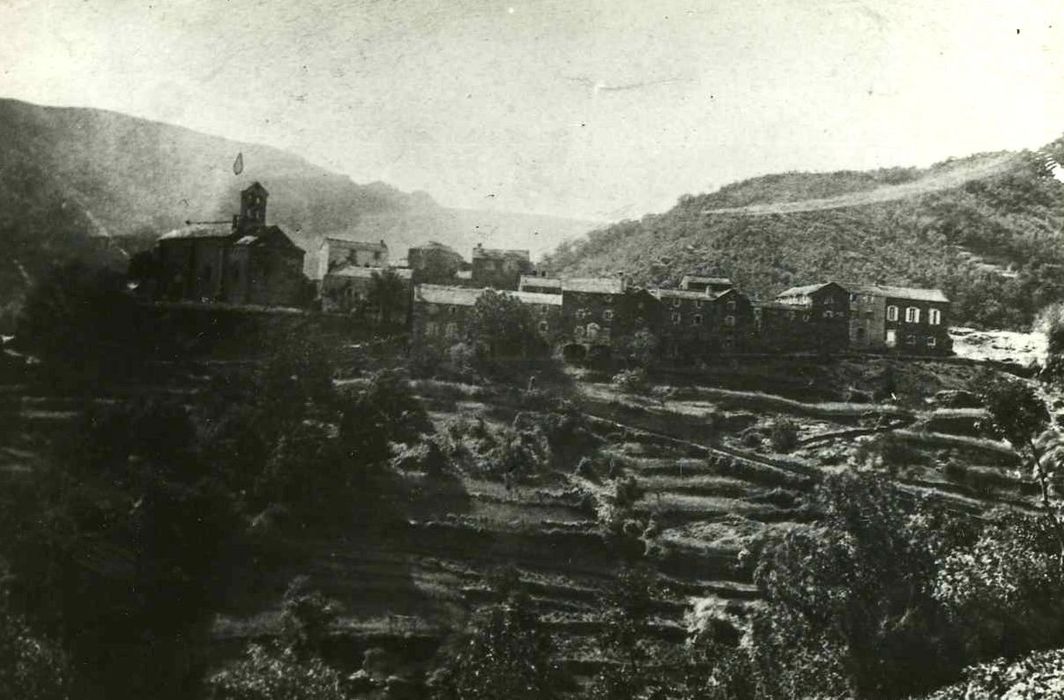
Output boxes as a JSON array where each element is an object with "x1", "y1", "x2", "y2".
[
  {"x1": 575, "y1": 326, "x2": 585, "y2": 338},
  {"x1": 927, "y1": 336, "x2": 937, "y2": 347},
  {"x1": 905, "y1": 335, "x2": 916, "y2": 346},
  {"x1": 849, "y1": 293, "x2": 859, "y2": 302},
  {"x1": 603, "y1": 310, "x2": 614, "y2": 322},
  {"x1": 587, "y1": 323, "x2": 600, "y2": 340},
  {"x1": 724, "y1": 315, "x2": 736, "y2": 327},
  {"x1": 854, "y1": 327, "x2": 866, "y2": 341},
  {"x1": 928, "y1": 308, "x2": 941, "y2": 326},
  {"x1": 671, "y1": 312, "x2": 681, "y2": 324},
  {"x1": 692, "y1": 314, "x2": 703, "y2": 326},
  {"x1": 823, "y1": 310, "x2": 834, "y2": 319},
  {"x1": 695, "y1": 300, "x2": 703, "y2": 308},
  {"x1": 449, "y1": 306, "x2": 457, "y2": 315},
  {"x1": 576, "y1": 308, "x2": 589, "y2": 320},
  {"x1": 887, "y1": 305, "x2": 899, "y2": 321},
  {"x1": 538, "y1": 320, "x2": 549, "y2": 333},
  {"x1": 905, "y1": 307, "x2": 920, "y2": 323},
  {"x1": 445, "y1": 322, "x2": 458, "y2": 338},
  {"x1": 672, "y1": 298, "x2": 682, "y2": 308},
  {"x1": 726, "y1": 301, "x2": 736, "y2": 312}
]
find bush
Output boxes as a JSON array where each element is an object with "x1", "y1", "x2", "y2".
[
  {"x1": 768, "y1": 419, "x2": 799, "y2": 453},
  {"x1": 612, "y1": 368, "x2": 649, "y2": 394}
]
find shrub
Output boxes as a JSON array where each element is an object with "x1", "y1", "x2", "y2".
[
  {"x1": 768, "y1": 419, "x2": 799, "y2": 453},
  {"x1": 612, "y1": 368, "x2": 649, "y2": 394}
]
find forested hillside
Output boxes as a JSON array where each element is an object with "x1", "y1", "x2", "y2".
[{"x1": 544, "y1": 142, "x2": 1064, "y2": 330}]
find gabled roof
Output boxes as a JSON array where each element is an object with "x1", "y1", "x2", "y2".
[
  {"x1": 238, "y1": 225, "x2": 303, "y2": 253},
  {"x1": 562, "y1": 277, "x2": 625, "y2": 294},
  {"x1": 776, "y1": 282, "x2": 847, "y2": 298},
  {"x1": 845, "y1": 284, "x2": 949, "y2": 303},
  {"x1": 159, "y1": 222, "x2": 233, "y2": 241},
  {"x1": 472, "y1": 246, "x2": 530, "y2": 261},
  {"x1": 321, "y1": 237, "x2": 388, "y2": 251},
  {"x1": 243, "y1": 181, "x2": 269, "y2": 196},
  {"x1": 519, "y1": 275, "x2": 562, "y2": 289},
  {"x1": 328, "y1": 265, "x2": 413, "y2": 280},
  {"x1": 415, "y1": 284, "x2": 483, "y2": 306}
]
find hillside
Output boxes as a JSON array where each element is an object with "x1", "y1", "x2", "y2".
[
  {"x1": 0, "y1": 98, "x2": 596, "y2": 324},
  {"x1": 544, "y1": 142, "x2": 1064, "y2": 330}
]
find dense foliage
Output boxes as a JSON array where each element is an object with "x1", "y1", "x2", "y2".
[{"x1": 544, "y1": 145, "x2": 1064, "y2": 330}]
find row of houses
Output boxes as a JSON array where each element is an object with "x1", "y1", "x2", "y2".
[{"x1": 149, "y1": 183, "x2": 951, "y2": 362}]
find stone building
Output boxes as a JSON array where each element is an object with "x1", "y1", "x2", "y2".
[
  {"x1": 767, "y1": 282, "x2": 851, "y2": 353},
  {"x1": 470, "y1": 245, "x2": 533, "y2": 290},
  {"x1": 410, "y1": 284, "x2": 562, "y2": 352},
  {"x1": 847, "y1": 284, "x2": 950, "y2": 354},
  {"x1": 156, "y1": 182, "x2": 306, "y2": 306},
  {"x1": 408, "y1": 242, "x2": 466, "y2": 284},
  {"x1": 318, "y1": 238, "x2": 388, "y2": 279},
  {"x1": 320, "y1": 266, "x2": 413, "y2": 323},
  {"x1": 559, "y1": 278, "x2": 661, "y2": 362},
  {"x1": 653, "y1": 287, "x2": 754, "y2": 361}
]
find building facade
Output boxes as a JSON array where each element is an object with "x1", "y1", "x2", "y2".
[
  {"x1": 318, "y1": 238, "x2": 389, "y2": 279},
  {"x1": 320, "y1": 266, "x2": 413, "y2": 324},
  {"x1": 848, "y1": 285, "x2": 950, "y2": 354},
  {"x1": 769, "y1": 282, "x2": 851, "y2": 353}
]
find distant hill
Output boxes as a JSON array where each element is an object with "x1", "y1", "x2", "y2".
[
  {"x1": 0, "y1": 98, "x2": 596, "y2": 324},
  {"x1": 543, "y1": 143, "x2": 1064, "y2": 330}
]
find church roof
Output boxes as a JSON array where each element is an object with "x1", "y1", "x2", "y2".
[{"x1": 158, "y1": 222, "x2": 233, "y2": 241}]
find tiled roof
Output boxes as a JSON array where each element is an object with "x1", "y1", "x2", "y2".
[
  {"x1": 414, "y1": 285, "x2": 483, "y2": 306},
  {"x1": 472, "y1": 246, "x2": 530, "y2": 261},
  {"x1": 329, "y1": 265, "x2": 413, "y2": 279},
  {"x1": 651, "y1": 288, "x2": 712, "y2": 300},
  {"x1": 562, "y1": 277, "x2": 625, "y2": 294},
  {"x1": 511, "y1": 290, "x2": 563, "y2": 306},
  {"x1": 681, "y1": 275, "x2": 733, "y2": 286},
  {"x1": 845, "y1": 284, "x2": 949, "y2": 303},
  {"x1": 158, "y1": 222, "x2": 233, "y2": 241},
  {"x1": 776, "y1": 282, "x2": 845, "y2": 298},
  {"x1": 322, "y1": 237, "x2": 388, "y2": 251},
  {"x1": 519, "y1": 275, "x2": 562, "y2": 289}
]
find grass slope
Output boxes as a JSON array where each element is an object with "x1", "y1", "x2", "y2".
[{"x1": 544, "y1": 142, "x2": 1064, "y2": 330}]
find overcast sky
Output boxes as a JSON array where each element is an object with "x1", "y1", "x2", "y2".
[{"x1": 2, "y1": 0, "x2": 1062, "y2": 221}]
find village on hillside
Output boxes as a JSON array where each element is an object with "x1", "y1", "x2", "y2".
[{"x1": 140, "y1": 182, "x2": 954, "y2": 364}]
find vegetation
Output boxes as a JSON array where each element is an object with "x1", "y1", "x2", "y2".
[{"x1": 544, "y1": 146, "x2": 1064, "y2": 330}]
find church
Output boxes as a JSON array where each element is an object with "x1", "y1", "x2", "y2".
[{"x1": 155, "y1": 183, "x2": 307, "y2": 306}]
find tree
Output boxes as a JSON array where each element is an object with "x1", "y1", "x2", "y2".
[
  {"x1": 976, "y1": 375, "x2": 1064, "y2": 557},
  {"x1": 205, "y1": 644, "x2": 352, "y2": 700},
  {"x1": 339, "y1": 369, "x2": 431, "y2": 466},
  {"x1": 366, "y1": 269, "x2": 408, "y2": 327},
  {"x1": 465, "y1": 290, "x2": 542, "y2": 359},
  {"x1": 0, "y1": 591, "x2": 70, "y2": 700},
  {"x1": 748, "y1": 472, "x2": 965, "y2": 699},
  {"x1": 430, "y1": 591, "x2": 559, "y2": 699},
  {"x1": 620, "y1": 328, "x2": 659, "y2": 369},
  {"x1": 15, "y1": 262, "x2": 140, "y2": 386}
]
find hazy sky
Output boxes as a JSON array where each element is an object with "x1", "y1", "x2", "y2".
[{"x1": 2, "y1": 0, "x2": 1062, "y2": 220}]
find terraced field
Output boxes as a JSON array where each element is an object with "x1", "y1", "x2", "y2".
[{"x1": 0, "y1": 354, "x2": 1046, "y2": 694}]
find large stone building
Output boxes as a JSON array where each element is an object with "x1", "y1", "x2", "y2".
[
  {"x1": 559, "y1": 278, "x2": 661, "y2": 362},
  {"x1": 847, "y1": 284, "x2": 950, "y2": 354},
  {"x1": 410, "y1": 284, "x2": 562, "y2": 353},
  {"x1": 653, "y1": 286, "x2": 754, "y2": 361},
  {"x1": 156, "y1": 182, "x2": 306, "y2": 306},
  {"x1": 766, "y1": 282, "x2": 851, "y2": 353}
]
